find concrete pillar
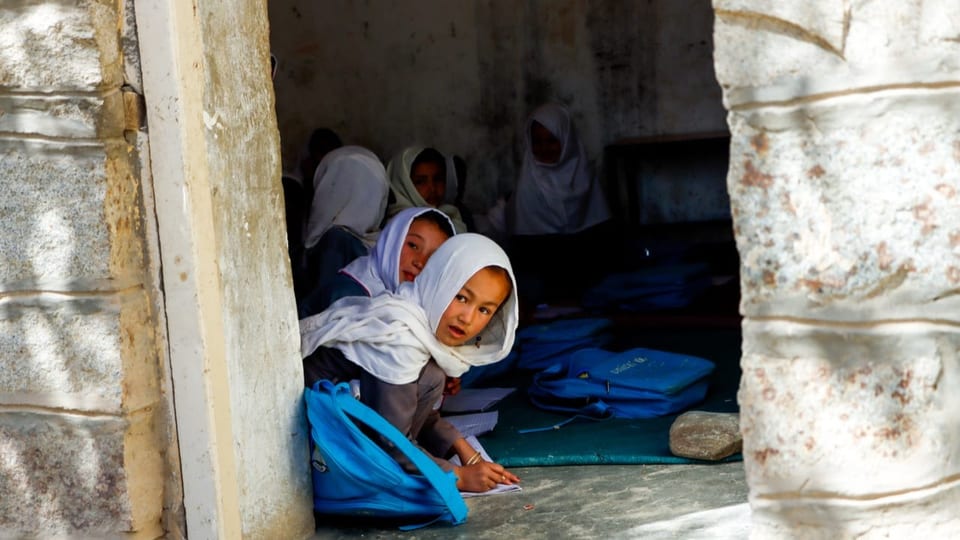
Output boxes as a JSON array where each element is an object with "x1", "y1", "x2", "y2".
[
  {"x1": 136, "y1": 0, "x2": 314, "y2": 538},
  {"x1": 714, "y1": 1, "x2": 960, "y2": 537}
]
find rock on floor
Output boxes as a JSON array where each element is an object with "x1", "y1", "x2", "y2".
[{"x1": 669, "y1": 411, "x2": 742, "y2": 461}]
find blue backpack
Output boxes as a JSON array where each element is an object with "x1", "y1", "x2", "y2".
[
  {"x1": 304, "y1": 380, "x2": 468, "y2": 529},
  {"x1": 527, "y1": 347, "x2": 715, "y2": 421}
]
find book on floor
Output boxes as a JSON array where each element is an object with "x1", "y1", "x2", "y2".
[{"x1": 440, "y1": 387, "x2": 515, "y2": 413}]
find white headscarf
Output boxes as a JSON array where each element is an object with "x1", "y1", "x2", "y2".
[
  {"x1": 386, "y1": 146, "x2": 469, "y2": 233},
  {"x1": 509, "y1": 103, "x2": 610, "y2": 235},
  {"x1": 303, "y1": 145, "x2": 389, "y2": 250},
  {"x1": 299, "y1": 233, "x2": 519, "y2": 384},
  {"x1": 340, "y1": 207, "x2": 456, "y2": 297}
]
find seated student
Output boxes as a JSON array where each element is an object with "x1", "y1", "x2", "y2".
[
  {"x1": 506, "y1": 103, "x2": 613, "y2": 305},
  {"x1": 386, "y1": 146, "x2": 469, "y2": 233},
  {"x1": 283, "y1": 128, "x2": 343, "y2": 290},
  {"x1": 346, "y1": 206, "x2": 465, "y2": 397},
  {"x1": 298, "y1": 207, "x2": 455, "y2": 318},
  {"x1": 300, "y1": 233, "x2": 520, "y2": 493},
  {"x1": 296, "y1": 145, "x2": 389, "y2": 308},
  {"x1": 298, "y1": 127, "x2": 344, "y2": 200}
]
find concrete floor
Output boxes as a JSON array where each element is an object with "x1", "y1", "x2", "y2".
[
  {"x1": 311, "y1": 246, "x2": 748, "y2": 539},
  {"x1": 311, "y1": 461, "x2": 750, "y2": 539}
]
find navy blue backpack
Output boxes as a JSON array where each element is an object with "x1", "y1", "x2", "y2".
[
  {"x1": 527, "y1": 347, "x2": 715, "y2": 420},
  {"x1": 305, "y1": 380, "x2": 468, "y2": 529},
  {"x1": 514, "y1": 318, "x2": 614, "y2": 371}
]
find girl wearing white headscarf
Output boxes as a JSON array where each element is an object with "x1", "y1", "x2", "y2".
[
  {"x1": 506, "y1": 103, "x2": 613, "y2": 305},
  {"x1": 295, "y1": 146, "x2": 389, "y2": 309},
  {"x1": 300, "y1": 233, "x2": 520, "y2": 492},
  {"x1": 282, "y1": 128, "x2": 342, "y2": 286},
  {"x1": 386, "y1": 146, "x2": 469, "y2": 233},
  {"x1": 342, "y1": 207, "x2": 456, "y2": 296},
  {"x1": 303, "y1": 145, "x2": 389, "y2": 250},
  {"x1": 509, "y1": 103, "x2": 610, "y2": 235},
  {"x1": 297, "y1": 207, "x2": 455, "y2": 318}
]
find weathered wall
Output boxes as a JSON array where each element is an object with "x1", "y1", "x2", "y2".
[
  {"x1": 198, "y1": 2, "x2": 316, "y2": 537},
  {"x1": 268, "y1": 0, "x2": 727, "y2": 214},
  {"x1": 0, "y1": 0, "x2": 180, "y2": 537},
  {"x1": 136, "y1": 0, "x2": 315, "y2": 537},
  {"x1": 715, "y1": 0, "x2": 960, "y2": 537}
]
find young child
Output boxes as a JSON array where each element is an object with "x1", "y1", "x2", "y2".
[
  {"x1": 298, "y1": 207, "x2": 455, "y2": 318},
  {"x1": 386, "y1": 146, "x2": 469, "y2": 233},
  {"x1": 282, "y1": 128, "x2": 343, "y2": 287},
  {"x1": 296, "y1": 146, "x2": 389, "y2": 308},
  {"x1": 507, "y1": 103, "x2": 613, "y2": 305},
  {"x1": 300, "y1": 233, "x2": 520, "y2": 493}
]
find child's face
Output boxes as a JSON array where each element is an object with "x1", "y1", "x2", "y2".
[
  {"x1": 530, "y1": 121, "x2": 562, "y2": 165},
  {"x1": 435, "y1": 267, "x2": 511, "y2": 346},
  {"x1": 410, "y1": 161, "x2": 446, "y2": 207},
  {"x1": 398, "y1": 220, "x2": 449, "y2": 283}
]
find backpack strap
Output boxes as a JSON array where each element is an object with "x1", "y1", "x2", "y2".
[
  {"x1": 326, "y1": 382, "x2": 469, "y2": 527},
  {"x1": 518, "y1": 399, "x2": 613, "y2": 434}
]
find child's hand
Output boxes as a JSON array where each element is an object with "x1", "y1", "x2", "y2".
[
  {"x1": 454, "y1": 462, "x2": 520, "y2": 492},
  {"x1": 444, "y1": 377, "x2": 461, "y2": 396}
]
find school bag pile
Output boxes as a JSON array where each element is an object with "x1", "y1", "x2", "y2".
[
  {"x1": 507, "y1": 318, "x2": 716, "y2": 421},
  {"x1": 526, "y1": 346, "x2": 715, "y2": 420}
]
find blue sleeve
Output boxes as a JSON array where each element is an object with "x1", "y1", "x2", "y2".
[
  {"x1": 297, "y1": 227, "x2": 368, "y2": 318},
  {"x1": 323, "y1": 273, "x2": 369, "y2": 308},
  {"x1": 298, "y1": 271, "x2": 369, "y2": 319}
]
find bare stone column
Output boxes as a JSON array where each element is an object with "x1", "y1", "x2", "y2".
[{"x1": 714, "y1": 1, "x2": 960, "y2": 537}]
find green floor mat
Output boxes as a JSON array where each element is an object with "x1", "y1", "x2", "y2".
[{"x1": 475, "y1": 326, "x2": 742, "y2": 467}]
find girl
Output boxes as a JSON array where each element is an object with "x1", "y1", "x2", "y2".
[
  {"x1": 300, "y1": 233, "x2": 520, "y2": 493},
  {"x1": 507, "y1": 103, "x2": 614, "y2": 304},
  {"x1": 386, "y1": 146, "x2": 469, "y2": 233},
  {"x1": 296, "y1": 146, "x2": 389, "y2": 308},
  {"x1": 508, "y1": 103, "x2": 610, "y2": 236},
  {"x1": 298, "y1": 207, "x2": 455, "y2": 318}
]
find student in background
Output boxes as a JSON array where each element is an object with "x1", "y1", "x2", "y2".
[
  {"x1": 283, "y1": 127, "x2": 343, "y2": 288},
  {"x1": 298, "y1": 207, "x2": 455, "y2": 318},
  {"x1": 300, "y1": 233, "x2": 520, "y2": 493},
  {"x1": 296, "y1": 145, "x2": 389, "y2": 309},
  {"x1": 506, "y1": 103, "x2": 613, "y2": 305},
  {"x1": 386, "y1": 146, "x2": 469, "y2": 233},
  {"x1": 299, "y1": 128, "x2": 344, "y2": 200}
]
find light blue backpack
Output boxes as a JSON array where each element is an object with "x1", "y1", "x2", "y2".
[{"x1": 304, "y1": 380, "x2": 468, "y2": 529}]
